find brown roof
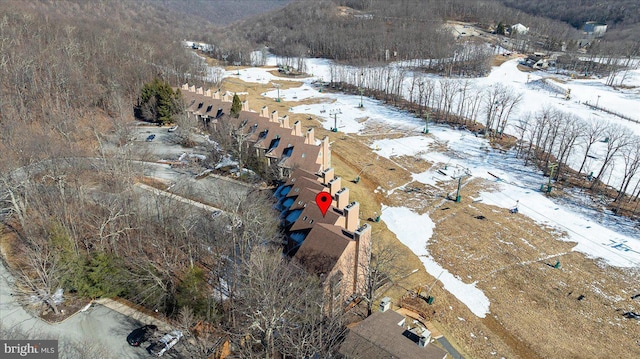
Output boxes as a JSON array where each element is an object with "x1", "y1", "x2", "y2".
[
  {"x1": 294, "y1": 223, "x2": 354, "y2": 276},
  {"x1": 289, "y1": 196, "x2": 342, "y2": 232},
  {"x1": 287, "y1": 186, "x2": 322, "y2": 211},
  {"x1": 181, "y1": 92, "x2": 236, "y2": 126},
  {"x1": 285, "y1": 168, "x2": 319, "y2": 186},
  {"x1": 340, "y1": 311, "x2": 448, "y2": 359},
  {"x1": 180, "y1": 88, "x2": 323, "y2": 172},
  {"x1": 286, "y1": 176, "x2": 326, "y2": 200},
  {"x1": 278, "y1": 141, "x2": 323, "y2": 172}
]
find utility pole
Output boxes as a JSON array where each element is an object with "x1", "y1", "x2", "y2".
[
  {"x1": 455, "y1": 176, "x2": 463, "y2": 202},
  {"x1": 545, "y1": 163, "x2": 558, "y2": 194},
  {"x1": 423, "y1": 113, "x2": 430, "y2": 134},
  {"x1": 451, "y1": 168, "x2": 470, "y2": 202},
  {"x1": 330, "y1": 109, "x2": 340, "y2": 132},
  {"x1": 272, "y1": 82, "x2": 281, "y2": 102}
]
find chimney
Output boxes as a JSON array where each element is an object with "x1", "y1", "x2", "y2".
[
  {"x1": 320, "y1": 136, "x2": 331, "y2": 170},
  {"x1": 213, "y1": 89, "x2": 220, "y2": 99},
  {"x1": 270, "y1": 110, "x2": 279, "y2": 123},
  {"x1": 344, "y1": 201, "x2": 360, "y2": 232},
  {"x1": 379, "y1": 297, "x2": 391, "y2": 312},
  {"x1": 280, "y1": 115, "x2": 290, "y2": 129},
  {"x1": 260, "y1": 105, "x2": 269, "y2": 118},
  {"x1": 305, "y1": 128, "x2": 315, "y2": 145},
  {"x1": 328, "y1": 176, "x2": 341, "y2": 196},
  {"x1": 242, "y1": 99, "x2": 249, "y2": 111},
  {"x1": 204, "y1": 89, "x2": 212, "y2": 97},
  {"x1": 196, "y1": 87, "x2": 204, "y2": 95},
  {"x1": 189, "y1": 85, "x2": 196, "y2": 93},
  {"x1": 222, "y1": 92, "x2": 231, "y2": 102},
  {"x1": 321, "y1": 167, "x2": 334, "y2": 185},
  {"x1": 292, "y1": 121, "x2": 302, "y2": 136},
  {"x1": 418, "y1": 331, "x2": 431, "y2": 348},
  {"x1": 181, "y1": 83, "x2": 189, "y2": 91},
  {"x1": 335, "y1": 187, "x2": 349, "y2": 209}
]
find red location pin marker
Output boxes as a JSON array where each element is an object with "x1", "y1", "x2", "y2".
[{"x1": 316, "y1": 192, "x2": 332, "y2": 217}]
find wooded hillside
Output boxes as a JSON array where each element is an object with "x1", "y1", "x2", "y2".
[
  {"x1": 156, "y1": 0, "x2": 292, "y2": 27},
  {"x1": 501, "y1": 0, "x2": 640, "y2": 41},
  {"x1": 196, "y1": 0, "x2": 583, "y2": 70},
  {"x1": 0, "y1": 0, "x2": 204, "y2": 171}
]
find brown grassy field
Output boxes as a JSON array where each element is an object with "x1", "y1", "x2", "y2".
[{"x1": 218, "y1": 67, "x2": 640, "y2": 359}]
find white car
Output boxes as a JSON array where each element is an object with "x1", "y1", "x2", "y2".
[
  {"x1": 148, "y1": 330, "x2": 183, "y2": 357},
  {"x1": 168, "y1": 125, "x2": 178, "y2": 132}
]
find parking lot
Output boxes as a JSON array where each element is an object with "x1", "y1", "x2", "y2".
[{"x1": 130, "y1": 124, "x2": 210, "y2": 162}]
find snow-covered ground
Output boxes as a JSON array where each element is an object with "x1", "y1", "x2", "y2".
[
  {"x1": 382, "y1": 205, "x2": 491, "y2": 317},
  {"x1": 209, "y1": 51, "x2": 640, "y2": 318}
]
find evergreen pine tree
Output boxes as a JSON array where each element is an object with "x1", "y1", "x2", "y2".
[
  {"x1": 230, "y1": 93, "x2": 242, "y2": 118},
  {"x1": 138, "y1": 78, "x2": 183, "y2": 124}
]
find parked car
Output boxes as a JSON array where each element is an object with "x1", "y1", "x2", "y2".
[
  {"x1": 146, "y1": 134, "x2": 156, "y2": 142},
  {"x1": 126, "y1": 324, "x2": 158, "y2": 347},
  {"x1": 148, "y1": 330, "x2": 183, "y2": 357},
  {"x1": 168, "y1": 125, "x2": 178, "y2": 132}
]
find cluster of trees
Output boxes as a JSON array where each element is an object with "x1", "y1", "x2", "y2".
[
  {"x1": 1, "y1": 154, "x2": 358, "y2": 357},
  {"x1": 327, "y1": 60, "x2": 639, "y2": 216},
  {"x1": 329, "y1": 65, "x2": 520, "y2": 129},
  {"x1": 500, "y1": 0, "x2": 640, "y2": 34},
  {"x1": 155, "y1": 0, "x2": 292, "y2": 27},
  {"x1": 514, "y1": 111, "x2": 640, "y2": 207},
  {"x1": 137, "y1": 78, "x2": 184, "y2": 124},
  {"x1": 0, "y1": 1, "x2": 205, "y2": 173},
  {"x1": 202, "y1": 0, "x2": 457, "y2": 67},
  {"x1": 190, "y1": 0, "x2": 591, "y2": 76}
]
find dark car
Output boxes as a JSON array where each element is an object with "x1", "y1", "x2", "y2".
[
  {"x1": 146, "y1": 134, "x2": 156, "y2": 142},
  {"x1": 127, "y1": 324, "x2": 158, "y2": 346}
]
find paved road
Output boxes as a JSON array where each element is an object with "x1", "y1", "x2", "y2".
[{"x1": 437, "y1": 336, "x2": 465, "y2": 359}]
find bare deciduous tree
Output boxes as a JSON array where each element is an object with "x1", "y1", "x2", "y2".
[
  {"x1": 359, "y1": 240, "x2": 402, "y2": 316},
  {"x1": 592, "y1": 125, "x2": 632, "y2": 190}
]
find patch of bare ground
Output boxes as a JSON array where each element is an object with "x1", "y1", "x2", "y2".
[
  {"x1": 214, "y1": 69, "x2": 640, "y2": 359},
  {"x1": 492, "y1": 54, "x2": 520, "y2": 67},
  {"x1": 328, "y1": 134, "x2": 413, "y2": 193},
  {"x1": 221, "y1": 77, "x2": 332, "y2": 118}
]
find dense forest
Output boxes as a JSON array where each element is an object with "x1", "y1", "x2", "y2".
[
  {"x1": 501, "y1": 0, "x2": 640, "y2": 41},
  {"x1": 196, "y1": 0, "x2": 584, "y2": 73},
  {"x1": 0, "y1": 0, "x2": 205, "y2": 172},
  {"x1": 157, "y1": 0, "x2": 292, "y2": 27},
  {"x1": 191, "y1": 0, "x2": 638, "y2": 73},
  {"x1": 0, "y1": 1, "x2": 360, "y2": 357}
]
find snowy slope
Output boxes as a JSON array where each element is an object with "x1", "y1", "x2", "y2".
[{"x1": 212, "y1": 52, "x2": 640, "y2": 318}]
